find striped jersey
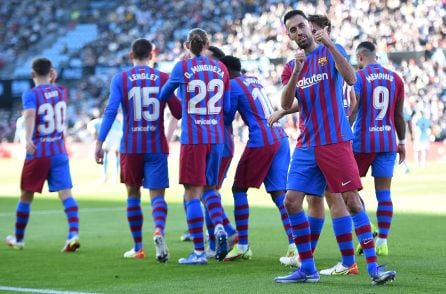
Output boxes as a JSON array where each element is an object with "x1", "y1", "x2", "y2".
[
  {"x1": 227, "y1": 75, "x2": 287, "y2": 147},
  {"x1": 98, "y1": 65, "x2": 181, "y2": 154},
  {"x1": 159, "y1": 56, "x2": 231, "y2": 144},
  {"x1": 281, "y1": 44, "x2": 353, "y2": 147},
  {"x1": 22, "y1": 83, "x2": 68, "y2": 159},
  {"x1": 352, "y1": 63, "x2": 405, "y2": 153}
]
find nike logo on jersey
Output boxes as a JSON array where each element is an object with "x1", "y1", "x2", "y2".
[{"x1": 341, "y1": 180, "x2": 352, "y2": 186}]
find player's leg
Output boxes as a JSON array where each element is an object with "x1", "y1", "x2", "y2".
[
  {"x1": 320, "y1": 191, "x2": 358, "y2": 275},
  {"x1": 121, "y1": 154, "x2": 145, "y2": 258},
  {"x1": 145, "y1": 153, "x2": 170, "y2": 263},
  {"x1": 371, "y1": 152, "x2": 396, "y2": 256},
  {"x1": 306, "y1": 196, "x2": 325, "y2": 252},
  {"x1": 7, "y1": 157, "x2": 49, "y2": 249},
  {"x1": 275, "y1": 147, "x2": 321, "y2": 283},
  {"x1": 178, "y1": 144, "x2": 208, "y2": 264}
]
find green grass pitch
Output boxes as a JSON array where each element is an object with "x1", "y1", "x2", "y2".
[{"x1": 0, "y1": 153, "x2": 445, "y2": 293}]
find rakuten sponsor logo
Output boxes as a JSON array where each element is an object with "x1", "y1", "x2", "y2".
[{"x1": 297, "y1": 73, "x2": 329, "y2": 89}]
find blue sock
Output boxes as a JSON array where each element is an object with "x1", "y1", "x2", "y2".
[
  {"x1": 127, "y1": 197, "x2": 143, "y2": 251},
  {"x1": 332, "y1": 215, "x2": 355, "y2": 267},
  {"x1": 15, "y1": 201, "x2": 31, "y2": 242},
  {"x1": 62, "y1": 197, "x2": 79, "y2": 239},
  {"x1": 289, "y1": 210, "x2": 316, "y2": 274},
  {"x1": 273, "y1": 194, "x2": 294, "y2": 244},
  {"x1": 151, "y1": 196, "x2": 167, "y2": 235},
  {"x1": 186, "y1": 199, "x2": 204, "y2": 251},
  {"x1": 233, "y1": 192, "x2": 249, "y2": 245},
  {"x1": 202, "y1": 189, "x2": 223, "y2": 228},
  {"x1": 352, "y1": 210, "x2": 378, "y2": 275},
  {"x1": 205, "y1": 208, "x2": 216, "y2": 250},
  {"x1": 308, "y1": 216, "x2": 324, "y2": 252},
  {"x1": 376, "y1": 190, "x2": 392, "y2": 239}
]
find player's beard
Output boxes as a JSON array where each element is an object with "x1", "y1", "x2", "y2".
[{"x1": 296, "y1": 35, "x2": 311, "y2": 50}]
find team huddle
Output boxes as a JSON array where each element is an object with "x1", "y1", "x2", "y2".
[{"x1": 6, "y1": 9, "x2": 405, "y2": 286}]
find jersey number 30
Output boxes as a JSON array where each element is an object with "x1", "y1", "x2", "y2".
[{"x1": 38, "y1": 101, "x2": 66, "y2": 135}]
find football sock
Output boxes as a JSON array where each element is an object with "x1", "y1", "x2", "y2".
[
  {"x1": 186, "y1": 198, "x2": 205, "y2": 251},
  {"x1": 233, "y1": 191, "x2": 249, "y2": 245},
  {"x1": 202, "y1": 189, "x2": 223, "y2": 227},
  {"x1": 332, "y1": 215, "x2": 355, "y2": 267},
  {"x1": 204, "y1": 207, "x2": 216, "y2": 250},
  {"x1": 15, "y1": 201, "x2": 31, "y2": 242},
  {"x1": 127, "y1": 197, "x2": 143, "y2": 251},
  {"x1": 62, "y1": 197, "x2": 79, "y2": 240},
  {"x1": 151, "y1": 196, "x2": 167, "y2": 235},
  {"x1": 376, "y1": 190, "x2": 392, "y2": 239},
  {"x1": 273, "y1": 194, "x2": 294, "y2": 245},
  {"x1": 289, "y1": 210, "x2": 316, "y2": 274},
  {"x1": 352, "y1": 210, "x2": 378, "y2": 275},
  {"x1": 308, "y1": 216, "x2": 324, "y2": 252}
]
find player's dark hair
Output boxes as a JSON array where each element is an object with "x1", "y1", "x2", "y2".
[
  {"x1": 188, "y1": 28, "x2": 208, "y2": 56},
  {"x1": 308, "y1": 14, "x2": 331, "y2": 32},
  {"x1": 283, "y1": 10, "x2": 307, "y2": 25},
  {"x1": 357, "y1": 41, "x2": 376, "y2": 53},
  {"x1": 220, "y1": 55, "x2": 241, "y2": 72},
  {"x1": 131, "y1": 38, "x2": 152, "y2": 60},
  {"x1": 208, "y1": 45, "x2": 225, "y2": 60},
  {"x1": 32, "y1": 57, "x2": 52, "y2": 76}
]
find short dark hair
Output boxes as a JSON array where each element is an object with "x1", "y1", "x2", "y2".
[
  {"x1": 131, "y1": 38, "x2": 152, "y2": 60},
  {"x1": 220, "y1": 55, "x2": 241, "y2": 72},
  {"x1": 308, "y1": 14, "x2": 331, "y2": 32},
  {"x1": 208, "y1": 46, "x2": 225, "y2": 60},
  {"x1": 283, "y1": 10, "x2": 307, "y2": 25},
  {"x1": 32, "y1": 57, "x2": 52, "y2": 76},
  {"x1": 357, "y1": 41, "x2": 376, "y2": 53}
]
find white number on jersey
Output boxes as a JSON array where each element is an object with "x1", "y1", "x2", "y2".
[
  {"x1": 373, "y1": 86, "x2": 389, "y2": 120},
  {"x1": 187, "y1": 79, "x2": 223, "y2": 115},
  {"x1": 128, "y1": 86, "x2": 160, "y2": 121},
  {"x1": 252, "y1": 87, "x2": 274, "y2": 118},
  {"x1": 38, "y1": 101, "x2": 66, "y2": 135}
]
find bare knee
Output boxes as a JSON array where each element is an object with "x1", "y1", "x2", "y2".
[{"x1": 342, "y1": 191, "x2": 363, "y2": 214}]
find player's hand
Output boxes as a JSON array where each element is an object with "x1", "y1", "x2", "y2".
[
  {"x1": 313, "y1": 26, "x2": 331, "y2": 46},
  {"x1": 25, "y1": 139, "x2": 36, "y2": 154},
  {"x1": 95, "y1": 142, "x2": 104, "y2": 164},
  {"x1": 268, "y1": 109, "x2": 285, "y2": 127},
  {"x1": 397, "y1": 144, "x2": 406, "y2": 164},
  {"x1": 293, "y1": 50, "x2": 305, "y2": 73}
]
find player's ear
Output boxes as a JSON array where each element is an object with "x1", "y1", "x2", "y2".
[
  {"x1": 184, "y1": 41, "x2": 191, "y2": 50},
  {"x1": 31, "y1": 71, "x2": 36, "y2": 79},
  {"x1": 129, "y1": 51, "x2": 134, "y2": 61}
]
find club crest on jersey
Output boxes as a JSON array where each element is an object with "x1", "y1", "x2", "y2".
[{"x1": 317, "y1": 57, "x2": 328, "y2": 66}]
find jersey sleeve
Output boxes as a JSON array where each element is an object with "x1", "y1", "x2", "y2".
[
  {"x1": 221, "y1": 63, "x2": 232, "y2": 117},
  {"x1": 281, "y1": 61, "x2": 294, "y2": 86},
  {"x1": 160, "y1": 71, "x2": 182, "y2": 119},
  {"x1": 159, "y1": 61, "x2": 183, "y2": 102},
  {"x1": 224, "y1": 80, "x2": 239, "y2": 125},
  {"x1": 335, "y1": 43, "x2": 348, "y2": 59},
  {"x1": 353, "y1": 71, "x2": 363, "y2": 95},
  {"x1": 98, "y1": 74, "x2": 122, "y2": 142},
  {"x1": 22, "y1": 90, "x2": 36, "y2": 110}
]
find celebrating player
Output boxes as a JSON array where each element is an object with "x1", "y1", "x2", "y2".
[
  {"x1": 219, "y1": 55, "x2": 294, "y2": 262},
  {"x1": 159, "y1": 28, "x2": 231, "y2": 264},
  {"x1": 95, "y1": 38, "x2": 181, "y2": 263},
  {"x1": 349, "y1": 41, "x2": 406, "y2": 257},
  {"x1": 274, "y1": 10, "x2": 396, "y2": 285},
  {"x1": 6, "y1": 58, "x2": 80, "y2": 252}
]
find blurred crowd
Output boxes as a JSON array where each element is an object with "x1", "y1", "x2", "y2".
[{"x1": 0, "y1": 0, "x2": 445, "y2": 148}]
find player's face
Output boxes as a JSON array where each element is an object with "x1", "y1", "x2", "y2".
[
  {"x1": 286, "y1": 15, "x2": 313, "y2": 50},
  {"x1": 310, "y1": 23, "x2": 322, "y2": 38},
  {"x1": 356, "y1": 52, "x2": 365, "y2": 69}
]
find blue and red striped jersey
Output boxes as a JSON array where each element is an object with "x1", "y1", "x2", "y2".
[
  {"x1": 22, "y1": 84, "x2": 68, "y2": 158},
  {"x1": 282, "y1": 44, "x2": 353, "y2": 147},
  {"x1": 159, "y1": 56, "x2": 231, "y2": 145},
  {"x1": 227, "y1": 75, "x2": 287, "y2": 147},
  {"x1": 352, "y1": 63, "x2": 405, "y2": 153},
  {"x1": 98, "y1": 65, "x2": 181, "y2": 154}
]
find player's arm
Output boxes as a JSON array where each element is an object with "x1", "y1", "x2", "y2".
[
  {"x1": 348, "y1": 88, "x2": 357, "y2": 117},
  {"x1": 281, "y1": 54, "x2": 303, "y2": 110},
  {"x1": 349, "y1": 72, "x2": 361, "y2": 126},
  {"x1": 224, "y1": 81, "x2": 238, "y2": 126},
  {"x1": 268, "y1": 100, "x2": 299, "y2": 127},
  {"x1": 96, "y1": 75, "x2": 121, "y2": 164},
  {"x1": 314, "y1": 28, "x2": 356, "y2": 85},
  {"x1": 159, "y1": 62, "x2": 182, "y2": 102},
  {"x1": 394, "y1": 76, "x2": 406, "y2": 164}
]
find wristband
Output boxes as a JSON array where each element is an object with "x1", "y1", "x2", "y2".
[{"x1": 398, "y1": 139, "x2": 406, "y2": 145}]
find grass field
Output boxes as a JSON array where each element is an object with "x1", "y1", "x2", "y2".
[{"x1": 0, "y1": 147, "x2": 445, "y2": 293}]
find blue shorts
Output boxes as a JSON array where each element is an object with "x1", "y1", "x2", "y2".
[
  {"x1": 264, "y1": 137, "x2": 290, "y2": 192},
  {"x1": 354, "y1": 152, "x2": 397, "y2": 178},
  {"x1": 21, "y1": 154, "x2": 73, "y2": 193}
]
